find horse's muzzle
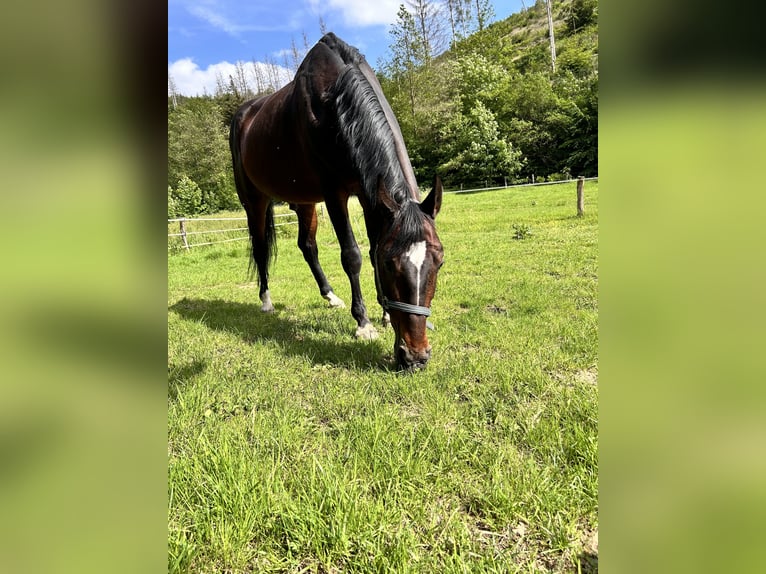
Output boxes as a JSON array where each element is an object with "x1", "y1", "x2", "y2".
[{"x1": 396, "y1": 343, "x2": 431, "y2": 371}]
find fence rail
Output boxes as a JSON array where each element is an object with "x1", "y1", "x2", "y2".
[
  {"x1": 167, "y1": 213, "x2": 296, "y2": 223},
  {"x1": 444, "y1": 176, "x2": 598, "y2": 194},
  {"x1": 168, "y1": 177, "x2": 597, "y2": 250},
  {"x1": 168, "y1": 212, "x2": 298, "y2": 250},
  {"x1": 168, "y1": 227, "x2": 249, "y2": 238}
]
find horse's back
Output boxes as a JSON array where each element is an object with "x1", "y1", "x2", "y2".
[{"x1": 230, "y1": 32, "x2": 399, "y2": 205}]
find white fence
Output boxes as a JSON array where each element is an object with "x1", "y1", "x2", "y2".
[
  {"x1": 444, "y1": 176, "x2": 598, "y2": 194},
  {"x1": 167, "y1": 177, "x2": 597, "y2": 250},
  {"x1": 168, "y1": 212, "x2": 297, "y2": 250}
]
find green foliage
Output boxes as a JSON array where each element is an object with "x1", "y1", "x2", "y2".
[
  {"x1": 452, "y1": 53, "x2": 506, "y2": 114},
  {"x1": 557, "y1": 43, "x2": 594, "y2": 77},
  {"x1": 438, "y1": 101, "x2": 523, "y2": 186},
  {"x1": 168, "y1": 97, "x2": 238, "y2": 214},
  {"x1": 379, "y1": 0, "x2": 598, "y2": 183},
  {"x1": 171, "y1": 175, "x2": 207, "y2": 217},
  {"x1": 567, "y1": 0, "x2": 598, "y2": 33}
]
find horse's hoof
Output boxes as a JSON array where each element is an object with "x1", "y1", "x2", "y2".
[
  {"x1": 260, "y1": 291, "x2": 274, "y2": 313},
  {"x1": 355, "y1": 323, "x2": 379, "y2": 340},
  {"x1": 325, "y1": 292, "x2": 346, "y2": 309}
]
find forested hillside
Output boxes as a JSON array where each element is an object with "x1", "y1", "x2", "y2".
[
  {"x1": 378, "y1": 0, "x2": 597, "y2": 187},
  {"x1": 168, "y1": 0, "x2": 597, "y2": 216}
]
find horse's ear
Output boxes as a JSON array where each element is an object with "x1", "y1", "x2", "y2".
[
  {"x1": 419, "y1": 175, "x2": 443, "y2": 219},
  {"x1": 376, "y1": 175, "x2": 398, "y2": 214}
]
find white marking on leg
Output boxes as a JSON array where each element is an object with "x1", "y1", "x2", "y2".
[
  {"x1": 324, "y1": 291, "x2": 346, "y2": 309},
  {"x1": 404, "y1": 241, "x2": 427, "y2": 306},
  {"x1": 355, "y1": 323, "x2": 379, "y2": 340},
  {"x1": 260, "y1": 290, "x2": 274, "y2": 313}
]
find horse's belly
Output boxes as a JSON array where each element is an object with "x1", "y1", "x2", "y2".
[{"x1": 243, "y1": 139, "x2": 326, "y2": 204}]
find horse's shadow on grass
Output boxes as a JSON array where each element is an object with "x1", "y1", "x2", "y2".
[
  {"x1": 169, "y1": 297, "x2": 391, "y2": 371},
  {"x1": 168, "y1": 358, "x2": 207, "y2": 400}
]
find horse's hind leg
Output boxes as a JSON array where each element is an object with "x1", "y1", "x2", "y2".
[
  {"x1": 243, "y1": 194, "x2": 276, "y2": 313},
  {"x1": 293, "y1": 203, "x2": 345, "y2": 309}
]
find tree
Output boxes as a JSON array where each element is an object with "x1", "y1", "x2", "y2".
[
  {"x1": 170, "y1": 175, "x2": 207, "y2": 217},
  {"x1": 168, "y1": 74, "x2": 179, "y2": 110},
  {"x1": 445, "y1": 0, "x2": 462, "y2": 43},
  {"x1": 168, "y1": 185, "x2": 179, "y2": 218},
  {"x1": 405, "y1": 0, "x2": 448, "y2": 63},
  {"x1": 567, "y1": 0, "x2": 598, "y2": 33},
  {"x1": 472, "y1": 0, "x2": 495, "y2": 32},
  {"x1": 168, "y1": 98, "x2": 238, "y2": 213},
  {"x1": 438, "y1": 101, "x2": 522, "y2": 186},
  {"x1": 383, "y1": 5, "x2": 427, "y2": 136},
  {"x1": 451, "y1": 53, "x2": 506, "y2": 115}
]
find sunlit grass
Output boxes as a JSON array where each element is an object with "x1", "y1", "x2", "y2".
[{"x1": 168, "y1": 182, "x2": 598, "y2": 572}]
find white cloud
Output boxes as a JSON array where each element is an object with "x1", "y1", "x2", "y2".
[
  {"x1": 180, "y1": 0, "x2": 303, "y2": 36},
  {"x1": 168, "y1": 58, "x2": 293, "y2": 97},
  {"x1": 187, "y1": 5, "x2": 241, "y2": 35}
]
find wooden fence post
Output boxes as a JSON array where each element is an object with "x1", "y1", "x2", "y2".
[
  {"x1": 180, "y1": 218, "x2": 189, "y2": 250},
  {"x1": 576, "y1": 176, "x2": 585, "y2": 217}
]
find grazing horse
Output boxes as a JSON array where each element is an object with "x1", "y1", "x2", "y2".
[{"x1": 229, "y1": 33, "x2": 444, "y2": 371}]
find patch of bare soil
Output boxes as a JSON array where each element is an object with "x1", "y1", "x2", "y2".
[
  {"x1": 468, "y1": 514, "x2": 599, "y2": 573},
  {"x1": 578, "y1": 527, "x2": 598, "y2": 573},
  {"x1": 575, "y1": 368, "x2": 598, "y2": 386},
  {"x1": 549, "y1": 366, "x2": 598, "y2": 387}
]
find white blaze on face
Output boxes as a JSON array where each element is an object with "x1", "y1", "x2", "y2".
[{"x1": 404, "y1": 241, "x2": 427, "y2": 305}]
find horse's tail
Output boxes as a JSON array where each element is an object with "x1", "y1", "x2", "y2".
[
  {"x1": 229, "y1": 103, "x2": 277, "y2": 284},
  {"x1": 258, "y1": 201, "x2": 277, "y2": 279}
]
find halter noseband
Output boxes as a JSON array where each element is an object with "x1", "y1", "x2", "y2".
[{"x1": 379, "y1": 296, "x2": 431, "y2": 317}]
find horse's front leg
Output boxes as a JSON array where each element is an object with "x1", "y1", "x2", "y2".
[
  {"x1": 324, "y1": 197, "x2": 378, "y2": 340},
  {"x1": 368, "y1": 245, "x2": 391, "y2": 329},
  {"x1": 293, "y1": 203, "x2": 345, "y2": 309}
]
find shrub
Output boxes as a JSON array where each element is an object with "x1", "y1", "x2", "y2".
[{"x1": 172, "y1": 175, "x2": 207, "y2": 217}]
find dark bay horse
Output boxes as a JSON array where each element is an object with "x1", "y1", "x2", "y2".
[{"x1": 229, "y1": 33, "x2": 444, "y2": 370}]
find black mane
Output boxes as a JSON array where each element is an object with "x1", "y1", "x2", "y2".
[
  {"x1": 319, "y1": 32, "x2": 363, "y2": 67},
  {"x1": 330, "y1": 46, "x2": 411, "y2": 210}
]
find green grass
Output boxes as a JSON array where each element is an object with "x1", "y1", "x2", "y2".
[{"x1": 168, "y1": 182, "x2": 598, "y2": 573}]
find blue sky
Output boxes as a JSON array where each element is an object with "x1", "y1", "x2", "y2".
[{"x1": 169, "y1": 0, "x2": 526, "y2": 96}]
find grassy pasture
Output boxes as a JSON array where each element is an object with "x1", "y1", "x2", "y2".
[{"x1": 168, "y1": 182, "x2": 598, "y2": 573}]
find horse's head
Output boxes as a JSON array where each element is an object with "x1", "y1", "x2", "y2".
[{"x1": 374, "y1": 176, "x2": 444, "y2": 371}]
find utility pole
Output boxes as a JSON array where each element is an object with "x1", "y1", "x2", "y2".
[{"x1": 545, "y1": 0, "x2": 557, "y2": 73}]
